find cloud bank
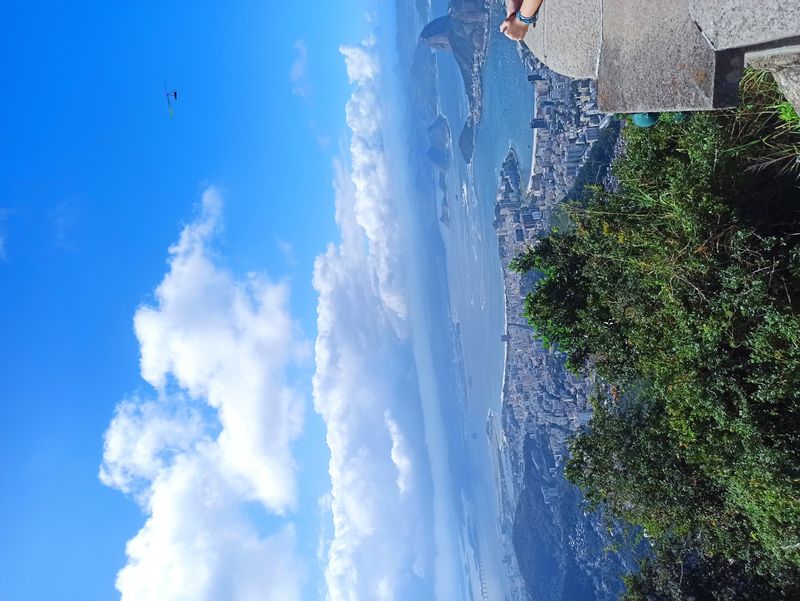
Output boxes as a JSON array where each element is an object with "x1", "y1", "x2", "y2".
[
  {"x1": 338, "y1": 38, "x2": 406, "y2": 324},
  {"x1": 313, "y1": 39, "x2": 437, "y2": 601},
  {"x1": 101, "y1": 189, "x2": 304, "y2": 601},
  {"x1": 104, "y1": 28, "x2": 454, "y2": 601}
]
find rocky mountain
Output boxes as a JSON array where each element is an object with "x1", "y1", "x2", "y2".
[
  {"x1": 426, "y1": 115, "x2": 452, "y2": 172},
  {"x1": 409, "y1": 42, "x2": 439, "y2": 127},
  {"x1": 513, "y1": 434, "x2": 607, "y2": 601},
  {"x1": 420, "y1": 0, "x2": 490, "y2": 163}
]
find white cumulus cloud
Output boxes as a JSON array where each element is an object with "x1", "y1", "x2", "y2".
[
  {"x1": 313, "y1": 38, "x2": 436, "y2": 601},
  {"x1": 385, "y1": 411, "x2": 413, "y2": 495},
  {"x1": 338, "y1": 37, "x2": 406, "y2": 325},
  {"x1": 101, "y1": 189, "x2": 304, "y2": 601},
  {"x1": 116, "y1": 447, "x2": 301, "y2": 601},
  {"x1": 99, "y1": 397, "x2": 207, "y2": 499}
]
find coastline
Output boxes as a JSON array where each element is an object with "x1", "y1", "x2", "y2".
[{"x1": 492, "y1": 146, "x2": 635, "y2": 598}]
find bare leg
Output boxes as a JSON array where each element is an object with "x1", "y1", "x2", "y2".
[
  {"x1": 501, "y1": 0, "x2": 543, "y2": 41},
  {"x1": 506, "y1": 0, "x2": 522, "y2": 17},
  {"x1": 519, "y1": 0, "x2": 543, "y2": 19}
]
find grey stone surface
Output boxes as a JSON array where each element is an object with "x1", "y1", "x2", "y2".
[
  {"x1": 522, "y1": 0, "x2": 601, "y2": 79},
  {"x1": 521, "y1": 0, "x2": 797, "y2": 113},
  {"x1": 748, "y1": 46, "x2": 800, "y2": 112},
  {"x1": 690, "y1": 0, "x2": 800, "y2": 50},
  {"x1": 598, "y1": 0, "x2": 726, "y2": 112},
  {"x1": 775, "y1": 68, "x2": 800, "y2": 113}
]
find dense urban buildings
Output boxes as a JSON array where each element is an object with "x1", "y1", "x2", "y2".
[{"x1": 489, "y1": 67, "x2": 635, "y2": 598}]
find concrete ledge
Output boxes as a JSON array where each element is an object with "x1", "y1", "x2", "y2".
[
  {"x1": 521, "y1": 0, "x2": 795, "y2": 113},
  {"x1": 598, "y1": 0, "x2": 728, "y2": 113},
  {"x1": 523, "y1": 0, "x2": 601, "y2": 79},
  {"x1": 691, "y1": 0, "x2": 800, "y2": 50}
]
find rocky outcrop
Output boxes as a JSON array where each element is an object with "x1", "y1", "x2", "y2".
[
  {"x1": 420, "y1": 0, "x2": 490, "y2": 163},
  {"x1": 440, "y1": 193, "x2": 450, "y2": 227},
  {"x1": 420, "y1": 16, "x2": 450, "y2": 49},
  {"x1": 748, "y1": 48, "x2": 800, "y2": 113},
  {"x1": 426, "y1": 115, "x2": 452, "y2": 171},
  {"x1": 409, "y1": 43, "x2": 439, "y2": 126}
]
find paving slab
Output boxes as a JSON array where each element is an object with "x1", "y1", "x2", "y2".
[
  {"x1": 523, "y1": 0, "x2": 601, "y2": 79},
  {"x1": 690, "y1": 0, "x2": 800, "y2": 50},
  {"x1": 598, "y1": 0, "x2": 735, "y2": 113}
]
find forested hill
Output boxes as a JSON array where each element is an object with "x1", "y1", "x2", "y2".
[{"x1": 511, "y1": 70, "x2": 800, "y2": 599}]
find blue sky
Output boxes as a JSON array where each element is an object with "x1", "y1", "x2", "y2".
[
  {"x1": 0, "y1": 1, "x2": 471, "y2": 600},
  {"x1": 0, "y1": 1, "x2": 415, "y2": 599}
]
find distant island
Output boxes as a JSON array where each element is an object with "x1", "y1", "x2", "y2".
[
  {"x1": 420, "y1": 0, "x2": 490, "y2": 163},
  {"x1": 426, "y1": 114, "x2": 452, "y2": 172}
]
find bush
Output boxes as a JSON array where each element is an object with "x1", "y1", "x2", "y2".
[{"x1": 513, "y1": 71, "x2": 800, "y2": 595}]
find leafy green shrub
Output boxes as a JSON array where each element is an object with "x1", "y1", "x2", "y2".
[{"x1": 513, "y1": 70, "x2": 800, "y2": 595}]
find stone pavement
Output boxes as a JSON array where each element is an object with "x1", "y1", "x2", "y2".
[
  {"x1": 522, "y1": 0, "x2": 800, "y2": 113},
  {"x1": 599, "y1": 0, "x2": 726, "y2": 113},
  {"x1": 690, "y1": 0, "x2": 800, "y2": 50},
  {"x1": 521, "y1": 0, "x2": 601, "y2": 80}
]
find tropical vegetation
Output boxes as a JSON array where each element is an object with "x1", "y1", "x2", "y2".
[{"x1": 511, "y1": 70, "x2": 800, "y2": 599}]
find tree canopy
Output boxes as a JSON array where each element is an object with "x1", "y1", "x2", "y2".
[{"x1": 512, "y1": 71, "x2": 800, "y2": 598}]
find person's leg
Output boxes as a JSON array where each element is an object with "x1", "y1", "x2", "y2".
[{"x1": 501, "y1": 0, "x2": 544, "y2": 41}]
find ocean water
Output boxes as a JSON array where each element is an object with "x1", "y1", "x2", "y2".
[{"x1": 433, "y1": 3, "x2": 536, "y2": 598}]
